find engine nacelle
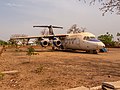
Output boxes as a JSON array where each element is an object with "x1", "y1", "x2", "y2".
[
  {"x1": 40, "y1": 39, "x2": 49, "y2": 47},
  {"x1": 53, "y1": 38, "x2": 62, "y2": 47}
]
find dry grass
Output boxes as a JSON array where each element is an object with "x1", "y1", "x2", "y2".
[{"x1": 0, "y1": 46, "x2": 120, "y2": 90}]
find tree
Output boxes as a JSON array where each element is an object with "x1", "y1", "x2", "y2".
[
  {"x1": 67, "y1": 24, "x2": 86, "y2": 34},
  {"x1": 98, "y1": 32, "x2": 114, "y2": 47},
  {"x1": 79, "y1": 0, "x2": 120, "y2": 15},
  {"x1": 10, "y1": 34, "x2": 28, "y2": 38},
  {"x1": 0, "y1": 40, "x2": 7, "y2": 45},
  {"x1": 10, "y1": 34, "x2": 29, "y2": 46},
  {"x1": 117, "y1": 32, "x2": 120, "y2": 42},
  {"x1": 26, "y1": 46, "x2": 35, "y2": 62},
  {"x1": 40, "y1": 28, "x2": 49, "y2": 35},
  {"x1": 117, "y1": 32, "x2": 120, "y2": 36}
]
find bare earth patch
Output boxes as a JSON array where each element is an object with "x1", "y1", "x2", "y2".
[{"x1": 0, "y1": 46, "x2": 120, "y2": 90}]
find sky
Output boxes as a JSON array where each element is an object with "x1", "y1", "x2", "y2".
[{"x1": 0, "y1": 0, "x2": 120, "y2": 41}]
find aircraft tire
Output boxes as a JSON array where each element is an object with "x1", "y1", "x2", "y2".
[
  {"x1": 86, "y1": 50, "x2": 98, "y2": 54},
  {"x1": 93, "y1": 50, "x2": 98, "y2": 54},
  {"x1": 52, "y1": 46, "x2": 55, "y2": 50}
]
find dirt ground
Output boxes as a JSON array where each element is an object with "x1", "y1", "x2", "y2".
[{"x1": 0, "y1": 46, "x2": 120, "y2": 90}]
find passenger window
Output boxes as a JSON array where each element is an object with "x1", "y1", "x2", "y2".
[
  {"x1": 84, "y1": 36, "x2": 96, "y2": 40},
  {"x1": 83, "y1": 36, "x2": 86, "y2": 40}
]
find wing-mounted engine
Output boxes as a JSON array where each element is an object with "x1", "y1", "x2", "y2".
[
  {"x1": 40, "y1": 38, "x2": 49, "y2": 47},
  {"x1": 53, "y1": 37, "x2": 62, "y2": 47}
]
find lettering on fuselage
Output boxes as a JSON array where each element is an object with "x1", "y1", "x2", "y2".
[{"x1": 64, "y1": 37, "x2": 80, "y2": 45}]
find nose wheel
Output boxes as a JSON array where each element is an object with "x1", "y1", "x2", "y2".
[{"x1": 52, "y1": 45, "x2": 64, "y2": 51}]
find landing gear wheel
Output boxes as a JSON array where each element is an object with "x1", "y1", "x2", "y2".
[
  {"x1": 86, "y1": 50, "x2": 98, "y2": 54},
  {"x1": 93, "y1": 50, "x2": 98, "y2": 54},
  {"x1": 52, "y1": 46, "x2": 55, "y2": 50}
]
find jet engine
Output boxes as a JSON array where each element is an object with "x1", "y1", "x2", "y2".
[
  {"x1": 40, "y1": 39, "x2": 49, "y2": 47},
  {"x1": 53, "y1": 38, "x2": 62, "y2": 47}
]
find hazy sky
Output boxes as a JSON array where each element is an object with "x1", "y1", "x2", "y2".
[{"x1": 0, "y1": 0, "x2": 120, "y2": 41}]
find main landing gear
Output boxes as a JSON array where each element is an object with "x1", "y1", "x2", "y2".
[{"x1": 86, "y1": 50, "x2": 98, "y2": 54}]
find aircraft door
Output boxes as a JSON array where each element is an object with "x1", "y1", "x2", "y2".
[{"x1": 75, "y1": 38, "x2": 81, "y2": 49}]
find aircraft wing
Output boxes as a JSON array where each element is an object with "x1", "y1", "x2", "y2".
[{"x1": 10, "y1": 34, "x2": 68, "y2": 40}]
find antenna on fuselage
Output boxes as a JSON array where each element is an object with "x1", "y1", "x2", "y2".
[{"x1": 33, "y1": 25, "x2": 63, "y2": 35}]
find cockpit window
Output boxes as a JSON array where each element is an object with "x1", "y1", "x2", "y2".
[
  {"x1": 86, "y1": 36, "x2": 90, "y2": 40},
  {"x1": 83, "y1": 36, "x2": 100, "y2": 42},
  {"x1": 90, "y1": 37, "x2": 95, "y2": 39},
  {"x1": 83, "y1": 36, "x2": 95, "y2": 40}
]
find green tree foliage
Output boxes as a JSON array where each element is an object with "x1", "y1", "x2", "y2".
[
  {"x1": 98, "y1": 32, "x2": 114, "y2": 47},
  {"x1": 0, "y1": 40, "x2": 7, "y2": 45},
  {"x1": 26, "y1": 46, "x2": 35, "y2": 62}
]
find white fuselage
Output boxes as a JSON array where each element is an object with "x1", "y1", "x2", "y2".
[{"x1": 61, "y1": 32, "x2": 105, "y2": 51}]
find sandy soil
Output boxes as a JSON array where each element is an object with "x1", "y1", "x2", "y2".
[{"x1": 0, "y1": 46, "x2": 120, "y2": 90}]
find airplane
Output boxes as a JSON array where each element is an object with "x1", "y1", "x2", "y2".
[{"x1": 10, "y1": 25, "x2": 105, "y2": 54}]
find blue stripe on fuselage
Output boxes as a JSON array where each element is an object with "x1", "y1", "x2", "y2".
[{"x1": 88, "y1": 39, "x2": 101, "y2": 42}]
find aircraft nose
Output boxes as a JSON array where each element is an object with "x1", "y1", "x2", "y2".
[{"x1": 97, "y1": 42, "x2": 105, "y2": 49}]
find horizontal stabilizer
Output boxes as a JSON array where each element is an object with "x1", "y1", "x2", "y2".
[{"x1": 33, "y1": 25, "x2": 63, "y2": 29}]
